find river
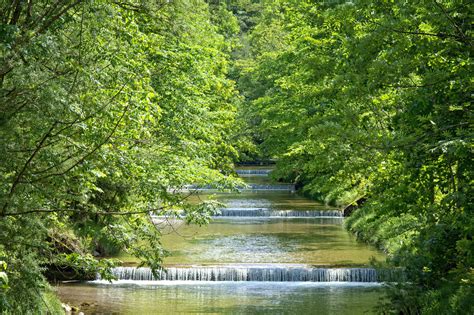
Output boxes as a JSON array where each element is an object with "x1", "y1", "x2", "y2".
[{"x1": 56, "y1": 166, "x2": 387, "y2": 314}]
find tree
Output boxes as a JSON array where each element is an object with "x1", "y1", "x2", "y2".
[
  {"x1": 0, "y1": 0, "x2": 241, "y2": 312},
  {"x1": 236, "y1": 0, "x2": 473, "y2": 312}
]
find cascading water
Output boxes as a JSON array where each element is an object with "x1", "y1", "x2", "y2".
[
  {"x1": 217, "y1": 209, "x2": 343, "y2": 218},
  {"x1": 183, "y1": 184, "x2": 296, "y2": 191},
  {"x1": 152, "y1": 209, "x2": 343, "y2": 219},
  {"x1": 236, "y1": 169, "x2": 272, "y2": 175},
  {"x1": 143, "y1": 169, "x2": 386, "y2": 282},
  {"x1": 245, "y1": 184, "x2": 295, "y2": 191},
  {"x1": 104, "y1": 266, "x2": 394, "y2": 282}
]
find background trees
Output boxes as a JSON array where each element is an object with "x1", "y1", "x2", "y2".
[
  {"x1": 236, "y1": 0, "x2": 472, "y2": 313},
  {"x1": 1, "y1": 0, "x2": 240, "y2": 312}
]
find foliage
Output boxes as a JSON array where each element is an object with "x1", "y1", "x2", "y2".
[{"x1": 236, "y1": 0, "x2": 473, "y2": 313}]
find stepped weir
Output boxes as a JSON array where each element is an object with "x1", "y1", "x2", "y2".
[
  {"x1": 153, "y1": 209, "x2": 343, "y2": 219},
  {"x1": 217, "y1": 209, "x2": 342, "y2": 218},
  {"x1": 183, "y1": 184, "x2": 296, "y2": 192},
  {"x1": 77, "y1": 165, "x2": 394, "y2": 312},
  {"x1": 105, "y1": 266, "x2": 394, "y2": 282},
  {"x1": 236, "y1": 169, "x2": 272, "y2": 176}
]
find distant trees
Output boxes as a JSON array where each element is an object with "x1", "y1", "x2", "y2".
[
  {"x1": 0, "y1": 0, "x2": 240, "y2": 312},
  {"x1": 236, "y1": 0, "x2": 473, "y2": 313}
]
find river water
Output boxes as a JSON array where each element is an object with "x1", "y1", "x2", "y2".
[{"x1": 56, "y1": 167, "x2": 387, "y2": 314}]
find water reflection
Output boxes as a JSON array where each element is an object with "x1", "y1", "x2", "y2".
[
  {"x1": 57, "y1": 167, "x2": 387, "y2": 313},
  {"x1": 187, "y1": 191, "x2": 338, "y2": 211},
  {"x1": 159, "y1": 218, "x2": 384, "y2": 266},
  {"x1": 57, "y1": 282, "x2": 385, "y2": 315}
]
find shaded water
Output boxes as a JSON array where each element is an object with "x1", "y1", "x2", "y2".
[{"x1": 57, "y1": 282, "x2": 385, "y2": 314}]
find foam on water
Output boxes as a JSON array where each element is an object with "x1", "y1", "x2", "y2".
[
  {"x1": 103, "y1": 266, "x2": 395, "y2": 283},
  {"x1": 217, "y1": 209, "x2": 342, "y2": 218},
  {"x1": 91, "y1": 279, "x2": 385, "y2": 287}
]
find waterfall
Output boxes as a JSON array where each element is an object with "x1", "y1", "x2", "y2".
[
  {"x1": 182, "y1": 184, "x2": 296, "y2": 192},
  {"x1": 104, "y1": 266, "x2": 393, "y2": 282},
  {"x1": 217, "y1": 209, "x2": 343, "y2": 218},
  {"x1": 236, "y1": 169, "x2": 272, "y2": 175},
  {"x1": 151, "y1": 209, "x2": 343, "y2": 219},
  {"x1": 245, "y1": 184, "x2": 295, "y2": 191}
]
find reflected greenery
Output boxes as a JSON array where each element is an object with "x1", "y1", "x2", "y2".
[
  {"x1": 158, "y1": 218, "x2": 385, "y2": 266},
  {"x1": 57, "y1": 282, "x2": 386, "y2": 315}
]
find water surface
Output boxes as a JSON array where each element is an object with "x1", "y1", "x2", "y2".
[
  {"x1": 57, "y1": 282, "x2": 385, "y2": 314},
  {"x1": 186, "y1": 191, "x2": 338, "y2": 211},
  {"x1": 157, "y1": 218, "x2": 384, "y2": 266},
  {"x1": 57, "y1": 167, "x2": 387, "y2": 313}
]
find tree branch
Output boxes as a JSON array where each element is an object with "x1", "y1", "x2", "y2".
[
  {"x1": 30, "y1": 98, "x2": 131, "y2": 182},
  {"x1": 2, "y1": 121, "x2": 59, "y2": 212},
  {"x1": 432, "y1": 0, "x2": 470, "y2": 45},
  {"x1": 0, "y1": 207, "x2": 164, "y2": 217},
  {"x1": 1, "y1": 191, "x2": 201, "y2": 217},
  {"x1": 35, "y1": 0, "x2": 84, "y2": 35},
  {"x1": 9, "y1": 0, "x2": 24, "y2": 25},
  {"x1": 368, "y1": 19, "x2": 469, "y2": 44}
]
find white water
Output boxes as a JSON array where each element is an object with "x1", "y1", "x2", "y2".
[
  {"x1": 105, "y1": 266, "x2": 386, "y2": 282},
  {"x1": 217, "y1": 208, "x2": 342, "y2": 217},
  {"x1": 182, "y1": 184, "x2": 296, "y2": 191},
  {"x1": 236, "y1": 169, "x2": 272, "y2": 175},
  {"x1": 153, "y1": 209, "x2": 342, "y2": 219},
  {"x1": 91, "y1": 280, "x2": 384, "y2": 288},
  {"x1": 245, "y1": 184, "x2": 295, "y2": 191}
]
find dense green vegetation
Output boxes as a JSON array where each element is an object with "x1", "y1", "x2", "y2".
[
  {"x1": 0, "y1": 0, "x2": 242, "y2": 312},
  {"x1": 0, "y1": 0, "x2": 472, "y2": 313},
  {"x1": 235, "y1": 0, "x2": 473, "y2": 313}
]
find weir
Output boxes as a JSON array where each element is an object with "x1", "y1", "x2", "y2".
[
  {"x1": 245, "y1": 184, "x2": 295, "y2": 191},
  {"x1": 105, "y1": 266, "x2": 395, "y2": 282},
  {"x1": 183, "y1": 184, "x2": 296, "y2": 191},
  {"x1": 217, "y1": 209, "x2": 342, "y2": 218},
  {"x1": 236, "y1": 169, "x2": 272, "y2": 176},
  {"x1": 82, "y1": 166, "x2": 393, "y2": 312},
  {"x1": 151, "y1": 209, "x2": 343, "y2": 219}
]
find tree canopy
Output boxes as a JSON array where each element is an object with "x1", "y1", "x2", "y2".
[
  {"x1": 0, "y1": 0, "x2": 472, "y2": 313},
  {"x1": 1, "y1": 0, "x2": 241, "y2": 312},
  {"x1": 235, "y1": 0, "x2": 472, "y2": 313}
]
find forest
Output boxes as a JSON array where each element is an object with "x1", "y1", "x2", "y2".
[{"x1": 0, "y1": 0, "x2": 472, "y2": 314}]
